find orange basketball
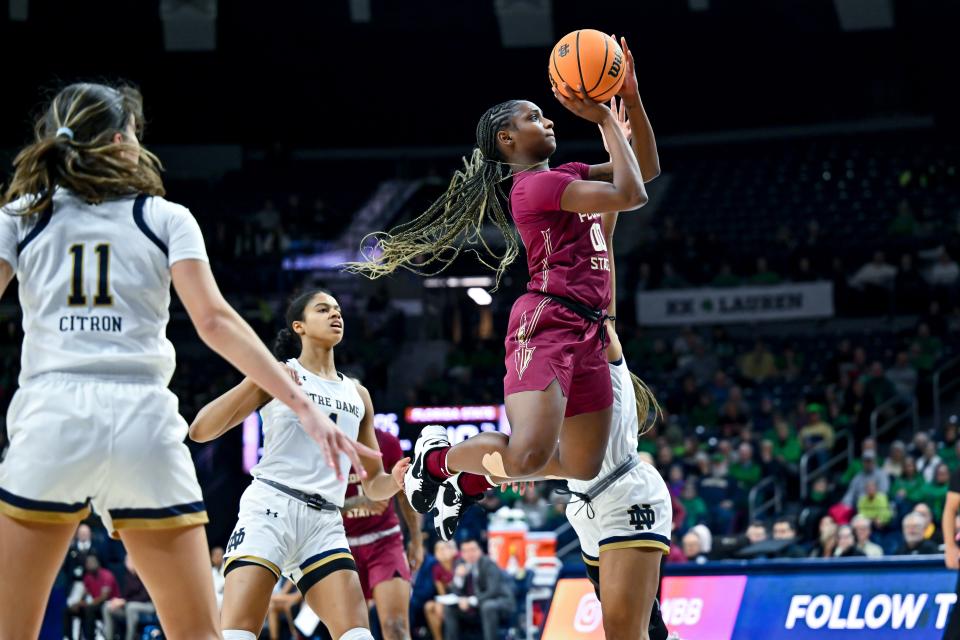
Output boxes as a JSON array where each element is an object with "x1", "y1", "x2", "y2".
[{"x1": 548, "y1": 29, "x2": 625, "y2": 103}]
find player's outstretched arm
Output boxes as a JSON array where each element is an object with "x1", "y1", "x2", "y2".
[
  {"x1": 603, "y1": 214, "x2": 624, "y2": 364},
  {"x1": 553, "y1": 84, "x2": 647, "y2": 214},
  {"x1": 354, "y1": 383, "x2": 401, "y2": 499},
  {"x1": 172, "y1": 259, "x2": 379, "y2": 476},
  {"x1": 617, "y1": 36, "x2": 660, "y2": 183},
  {"x1": 189, "y1": 378, "x2": 271, "y2": 442},
  {"x1": 0, "y1": 260, "x2": 12, "y2": 300}
]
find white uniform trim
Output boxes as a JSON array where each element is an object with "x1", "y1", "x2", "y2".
[
  {"x1": 0, "y1": 190, "x2": 207, "y2": 385},
  {"x1": 565, "y1": 357, "x2": 672, "y2": 558},
  {"x1": 252, "y1": 359, "x2": 364, "y2": 503}
]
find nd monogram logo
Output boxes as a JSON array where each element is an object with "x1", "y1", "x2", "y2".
[
  {"x1": 558, "y1": 43, "x2": 570, "y2": 57},
  {"x1": 628, "y1": 504, "x2": 656, "y2": 531},
  {"x1": 226, "y1": 527, "x2": 246, "y2": 553}
]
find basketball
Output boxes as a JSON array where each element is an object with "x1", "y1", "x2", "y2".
[{"x1": 548, "y1": 29, "x2": 626, "y2": 103}]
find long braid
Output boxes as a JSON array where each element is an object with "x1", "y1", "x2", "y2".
[
  {"x1": 630, "y1": 370, "x2": 662, "y2": 437},
  {"x1": 344, "y1": 100, "x2": 527, "y2": 289}
]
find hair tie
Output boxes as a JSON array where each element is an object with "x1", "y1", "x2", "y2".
[{"x1": 55, "y1": 126, "x2": 74, "y2": 140}]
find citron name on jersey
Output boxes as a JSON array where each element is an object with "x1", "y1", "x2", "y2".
[
  {"x1": 303, "y1": 391, "x2": 362, "y2": 419},
  {"x1": 59, "y1": 314, "x2": 123, "y2": 332}
]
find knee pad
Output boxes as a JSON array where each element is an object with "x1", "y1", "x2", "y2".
[
  {"x1": 223, "y1": 631, "x2": 257, "y2": 640},
  {"x1": 339, "y1": 627, "x2": 374, "y2": 640}
]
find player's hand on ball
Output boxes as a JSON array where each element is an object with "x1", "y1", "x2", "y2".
[
  {"x1": 552, "y1": 82, "x2": 612, "y2": 124},
  {"x1": 392, "y1": 457, "x2": 411, "y2": 490},
  {"x1": 299, "y1": 405, "x2": 380, "y2": 479},
  {"x1": 615, "y1": 36, "x2": 639, "y2": 103}
]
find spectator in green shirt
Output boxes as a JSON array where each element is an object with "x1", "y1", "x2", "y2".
[
  {"x1": 891, "y1": 456, "x2": 927, "y2": 508},
  {"x1": 863, "y1": 361, "x2": 897, "y2": 407},
  {"x1": 730, "y1": 442, "x2": 762, "y2": 491},
  {"x1": 689, "y1": 392, "x2": 719, "y2": 428},
  {"x1": 941, "y1": 440, "x2": 960, "y2": 472},
  {"x1": 888, "y1": 199, "x2": 920, "y2": 237},
  {"x1": 765, "y1": 418, "x2": 802, "y2": 465},
  {"x1": 711, "y1": 262, "x2": 742, "y2": 288},
  {"x1": 680, "y1": 480, "x2": 709, "y2": 531},
  {"x1": 857, "y1": 479, "x2": 893, "y2": 530},
  {"x1": 924, "y1": 463, "x2": 951, "y2": 522},
  {"x1": 749, "y1": 257, "x2": 782, "y2": 285},
  {"x1": 910, "y1": 323, "x2": 942, "y2": 373}
]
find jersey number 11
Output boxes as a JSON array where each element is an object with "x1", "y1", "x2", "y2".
[{"x1": 68, "y1": 243, "x2": 112, "y2": 307}]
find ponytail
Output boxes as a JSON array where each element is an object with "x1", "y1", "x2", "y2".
[
  {"x1": 273, "y1": 327, "x2": 302, "y2": 361},
  {"x1": 630, "y1": 370, "x2": 662, "y2": 437},
  {"x1": 1, "y1": 82, "x2": 164, "y2": 217},
  {"x1": 344, "y1": 100, "x2": 527, "y2": 290}
]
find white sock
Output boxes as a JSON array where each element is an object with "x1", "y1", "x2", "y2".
[
  {"x1": 223, "y1": 631, "x2": 257, "y2": 640},
  {"x1": 339, "y1": 627, "x2": 374, "y2": 640}
]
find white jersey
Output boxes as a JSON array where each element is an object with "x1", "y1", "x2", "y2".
[
  {"x1": 0, "y1": 190, "x2": 207, "y2": 385},
  {"x1": 252, "y1": 359, "x2": 365, "y2": 504},
  {"x1": 567, "y1": 356, "x2": 639, "y2": 494}
]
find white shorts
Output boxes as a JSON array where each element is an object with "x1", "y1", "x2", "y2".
[
  {"x1": 222, "y1": 480, "x2": 356, "y2": 593},
  {"x1": 566, "y1": 461, "x2": 672, "y2": 569},
  {"x1": 0, "y1": 374, "x2": 206, "y2": 535}
]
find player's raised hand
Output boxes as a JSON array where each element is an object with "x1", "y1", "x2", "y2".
[
  {"x1": 615, "y1": 36, "x2": 639, "y2": 102},
  {"x1": 552, "y1": 82, "x2": 612, "y2": 124},
  {"x1": 298, "y1": 405, "x2": 380, "y2": 479},
  {"x1": 599, "y1": 97, "x2": 631, "y2": 153}
]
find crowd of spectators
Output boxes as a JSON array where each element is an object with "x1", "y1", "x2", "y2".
[
  {"x1": 58, "y1": 524, "x2": 158, "y2": 640},
  {"x1": 624, "y1": 221, "x2": 960, "y2": 318}
]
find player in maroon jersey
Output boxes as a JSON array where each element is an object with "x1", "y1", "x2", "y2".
[
  {"x1": 342, "y1": 428, "x2": 423, "y2": 640},
  {"x1": 349, "y1": 38, "x2": 658, "y2": 538}
]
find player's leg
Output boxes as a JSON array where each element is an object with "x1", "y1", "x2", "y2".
[
  {"x1": 598, "y1": 547, "x2": 662, "y2": 640},
  {"x1": 424, "y1": 601, "x2": 444, "y2": 640},
  {"x1": 372, "y1": 577, "x2": 412, "y2": 640},
  {"x1": 221, "y1": 563, "x2": 279, "y2": 636},
  {"x1": 119, "y1": 525, "x2": 221, "y2": 639},
  {"x1": 446, "y1": 382, "x2": 567, "y2": 478},
  {"x1": 367, "y1": 534, "x2": 413, "y2": 640},
  {"x1": 447, "y1": 342, "x2": 613, "y2": 482},
  {"x1": 302, "y1": 569, "x2": 373, "y2": 640},
  {"x1": 0, "y1": 515, "x2": 77, "y2": 639}
]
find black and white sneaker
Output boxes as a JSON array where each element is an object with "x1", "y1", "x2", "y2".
[
  {"x1": 404, "y1": 425, "x2": 450, "y2": 514},
  {"x1": 431, "y1": 474, "x2": 479, "y2": 541}
]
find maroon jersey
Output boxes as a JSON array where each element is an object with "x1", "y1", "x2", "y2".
[
  {"x1": 343, "y1": 429, "x2": 403, "y2": 537},
  {"x1": 509, "y1": 162, "x2": 611, "y2": 310}
]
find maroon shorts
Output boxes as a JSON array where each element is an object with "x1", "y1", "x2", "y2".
[
  {"x1": 351, "y1": 531, "x2": 411, "y2": 600},
  {"x1": 503, "y1": 293, "x2": 612, "y2": 418}
]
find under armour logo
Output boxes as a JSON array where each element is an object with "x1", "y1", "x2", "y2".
[
  {"x1": 558, "y1": 44, "x2": 570, "y2": 57},
  {"x1": 266, "y1": 509, "x2": 279, "y2": 518},
  {"x1": 226, "y1": 527, "x2": 246, "y2": 552},
  {"x1": 628, "y1": 504, "x2": 656, "y2": 531}
]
